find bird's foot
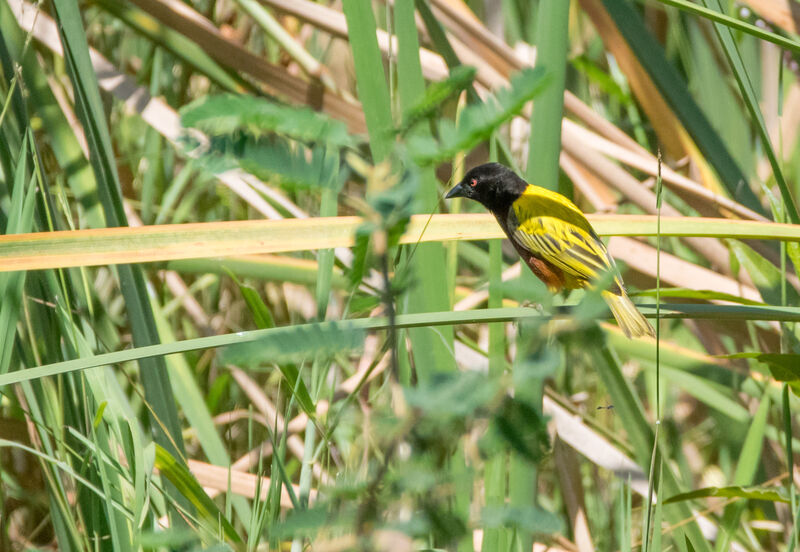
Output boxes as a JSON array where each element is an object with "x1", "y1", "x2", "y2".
[{"x1": 520, "y1": 300, "x2": 544, "y2": 313}]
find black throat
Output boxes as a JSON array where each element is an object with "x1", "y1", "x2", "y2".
[{"x1": 478, "y1": 171, "x2": 527, "y2": 216}]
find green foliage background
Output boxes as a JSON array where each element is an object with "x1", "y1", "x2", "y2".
[{"x1": 0, "y1": 0, "x2": 798, "y2": 550}]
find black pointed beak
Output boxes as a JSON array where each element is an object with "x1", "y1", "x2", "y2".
[{"x1": 445, "y1": 182, "x2": 466, "y2": 199}]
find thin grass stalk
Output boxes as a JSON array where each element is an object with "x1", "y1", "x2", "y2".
[
  {"x1": 12, "y1": 302, "x2": 800, "y2": 386},
  {"x1": 642, "y1": 149, "x2": 665, "y2": 552},
  {"x1": 783, "y1": 384, "x2": 797, "y2": 549},
  {"x1": 642, "y1": 423, "x2": 659, "y2": 552}
]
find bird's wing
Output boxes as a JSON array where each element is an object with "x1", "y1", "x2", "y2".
[{"x1": 507, "y1": 188, "x2": 621, "y2": 289}]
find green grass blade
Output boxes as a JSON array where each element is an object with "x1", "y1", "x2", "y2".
[
  {"x1": 50, "y1": 0, "x2": 190, "y2": 521},
  {"x1": 482, "y1": 239, "x2": 508, "y2": 552},
  {"x1": 666, "y1": 485, "x2": 790, "y2": 504},
  {"x1": 341, "y1": 0, "x2": 393, "y2": 162},
  {"x1": 0, "y1": 135, "x2": 35, "y2": 376},
  {"x1": 395, "y1": 0, "x2": 456, "y2": 383},
  {"x1": 527, "y1": 0, "x2": 570, "y2": 192}
]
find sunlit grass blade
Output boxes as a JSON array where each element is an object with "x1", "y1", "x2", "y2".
[{"x1": 7, "y1": 214, "x2": 800, "y2": 272}]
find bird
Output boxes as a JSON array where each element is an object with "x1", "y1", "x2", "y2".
[{"x1": 445, "y1": 162, "x2": 654, "y2": 339}]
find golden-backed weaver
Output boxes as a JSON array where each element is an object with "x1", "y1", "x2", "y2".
[{"x1": 446, "y1": 162, "x2": 654, "y2": 338}]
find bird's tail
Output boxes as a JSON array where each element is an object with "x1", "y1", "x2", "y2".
[{"x1": 602, "y1": 291, "x2": 655, "y2": 339}]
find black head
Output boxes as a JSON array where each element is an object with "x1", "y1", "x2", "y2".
[{"x1": 445, "y1": 163, "x2": 527, "y2": 214}]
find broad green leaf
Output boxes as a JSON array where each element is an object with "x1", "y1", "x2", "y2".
[
  {"x1": 181, "y1": 94, "x2": 354, "y2": 148},
  {"x1": 729, "y1": 241, "x2": 800, "y2": 306},
  {"x1": 409, "y1": 68, "x2": 548, "y2": 164},
  {"x1": 220, "y1": 321, "x2": 364, "y2": 366},
  {"x1": 718, "y1": 352, "x2": 800, "y2": 381},
  {"x1": 665, "y1": 485, "x2": 790, "y2": 504}
]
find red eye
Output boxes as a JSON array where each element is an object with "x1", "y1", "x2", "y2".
[{"x1": 470, "y1": 178, "x2": 478, "y2": 187}]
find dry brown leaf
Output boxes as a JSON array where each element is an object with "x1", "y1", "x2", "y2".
[
  {"x1": 188, "y1": 458, "x2": 312, "y2": 506},
  {"x1": 127, "y1": 0, "x2": 366, "y2": 132}
]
